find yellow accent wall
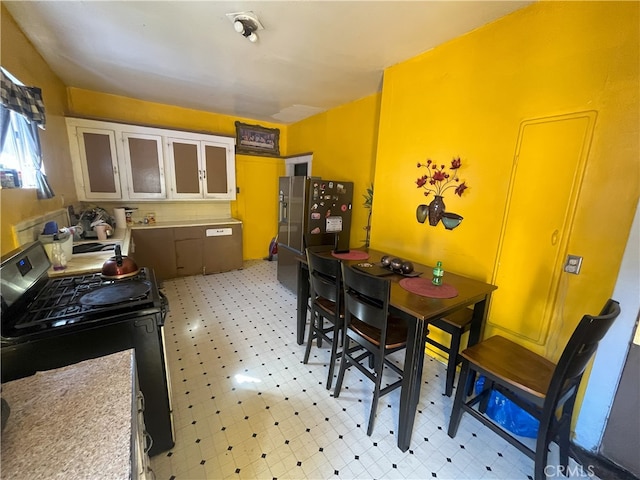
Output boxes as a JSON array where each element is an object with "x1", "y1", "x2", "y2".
[
  {"x1": 232, "y1": 154, "x2": 285, "y2": 259},
  {"x1": 372, "y1": 0, "x2": 638, "y2": 353},
  {"x1": 0, "y1": 4, "x2": 76, "y2": 256},
  {"x1": 287, "y1": 95, "x2": 381, "y2": 249},
  {"x1": 67, "y1": 88, "x2": 288, "y2": 146}
]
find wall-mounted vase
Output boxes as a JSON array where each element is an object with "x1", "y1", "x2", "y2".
[
  {"x1": 416, "y1": 204, "x2": 429, "y2": 223},
  {"x1": 428, "y1": 195, "x2": 446, "y2": 226}
]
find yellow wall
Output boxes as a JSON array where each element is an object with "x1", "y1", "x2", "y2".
[
  {"x1": 232, "y1": 154, "x2": 285, "y2": 259},
  {"x1": 0, "y1": 4, "x2": 76, "y2": 255},
  {"x1": 287, "y1": 94, "x2": 381, "y2": 248},
  {"x1": 372, "y1": 0, "x2": 639, "y2": 353},
  {"x1": 67, "y1": 88, "x2": 288, "y2": 147}
]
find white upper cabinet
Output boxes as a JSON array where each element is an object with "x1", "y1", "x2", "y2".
[
  {"x1": 66, "y1": 118, "x2": 236, "y2": 201},
  {"x1": 167, "y1": 138, "x2": 202, "y2": 199},
  {"x1": 167, "y1": 137, "x2": 236, "y2": 200},
  {"x1": 70, "y1": 126, "x2": 122, "y2": 200},
  {"x1": 122, "y1": 132, "x2": 166, "y2": 199}
]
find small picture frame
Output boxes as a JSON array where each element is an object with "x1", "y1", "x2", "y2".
[{"x1": 235, "y1": 121, "x2": 280, "y2": 157}]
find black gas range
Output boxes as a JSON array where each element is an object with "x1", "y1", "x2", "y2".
[
  {"x1": 1, "y1": 241, "x2": 175, "y2": 456},
  {"x1": 3, "y1": 267, "x2": 165, "y2": 340}
]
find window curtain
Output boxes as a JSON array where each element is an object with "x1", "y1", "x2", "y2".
[
  {"x1": 0, "y1": 70, "x2": 46, "y2": 128},
  {"x1": 0, "y1": 70, "x2": 54, "y2": 198}
]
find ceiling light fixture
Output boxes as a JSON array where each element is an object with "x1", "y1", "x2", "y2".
[{"x1": 226, "y1": 11, "x2": 264, "y2": 43}]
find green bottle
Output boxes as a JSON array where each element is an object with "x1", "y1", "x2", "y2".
[{"x1": 432, "y1": 261, "x2": 443, "y2": 286}]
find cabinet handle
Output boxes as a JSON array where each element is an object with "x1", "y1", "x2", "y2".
[
  {"x1": 113, "y1": 165, "x2": 118, "y2": 175},
  {"x1": 202, "y1": 169, "x2": 206, "y2": 179}
]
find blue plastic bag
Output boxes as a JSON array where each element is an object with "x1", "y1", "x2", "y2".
[{"x1": 475, "y1": 376, "x2": 539, "y2": 438}]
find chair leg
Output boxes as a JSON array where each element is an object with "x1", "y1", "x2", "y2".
[
  {"x1": 367, "y1": 354, "x2": 384, "y2": 436},
  {"x1": 534, "y1": 411, "x2": 554, "y2": 480},
  {"x1": 303, "y1": 312, "x2": 317, "y2": 364},
  {"x1": 559, "y1": 418, "x2": 570, "y2": 475},
  {"x1": 333, "y1": 336, "x2": 349, "y2": 398},
  {"x1": 326, "y1": 324, "x2": 341, "y2": 390},
  {"x1": 466, "y1": 371, "x2": 477, "y2": 397},
  {"x1": 448, "y1": 361, "x2": 471, "y2": 438},
  {"x1": 445, "y1": 330, "x2": 462, "y2": 397},
  {"x1": 478, "y1": 378, "x2": 494, "y2": 414},
  {"x1": 317, "y1": 316, "x2": 324, "y2": 348}
]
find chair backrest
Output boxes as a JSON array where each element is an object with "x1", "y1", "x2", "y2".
[
  {"x1": 306, "y1": 248, "x2": 341, "y2": 306},
  {"x1": 546, "y1": 299, "x2": 621, "y2": 406},
  {"x1": 341, "y1": 264, "x2": 392, "y2": 344}
]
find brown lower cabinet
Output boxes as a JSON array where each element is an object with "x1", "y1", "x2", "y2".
[
  {"x1": 174, "y1": 227, "x2": 205, "y2": 277},
  {"x1": 203, "y1": 225, "x2": 243, "y2": 274},
  {"x1": 131, "y1": 223, "x2": 243, "y2": 281},
  {"x1": 130, "y1": 228, "x2": 177, "y2": 282}
]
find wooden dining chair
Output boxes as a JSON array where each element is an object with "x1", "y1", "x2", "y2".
[
  {"x1": 333, "y1": 263, "x2": 409, "y2": 436},
  {"x1": 303, "y1": 248, "x2": 344, "y2": 390},
  {"x1": 448, "y1": 299, "x2": 621, "y2": 480},
  {"x1": 425, "y1": 307, "x2": 474, "y2": 396}
]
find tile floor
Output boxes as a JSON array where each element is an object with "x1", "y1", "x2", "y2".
[{"x1": 150, "y1": 260, "x2": 598, "y2": 480}]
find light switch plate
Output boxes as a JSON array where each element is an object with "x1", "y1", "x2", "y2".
[{"x1": 564, "y1": 255, "x2": 583, "y2": 274}]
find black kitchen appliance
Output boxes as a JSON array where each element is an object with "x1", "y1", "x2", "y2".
[
  {"x1": 277, "y1": 176, "x2": 353, "y2": 291},
  {"x1": 0, "y1": 241, "x2": 174, "y2": 456}
]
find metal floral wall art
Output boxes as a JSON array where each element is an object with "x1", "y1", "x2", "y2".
[{"x1": 415, "y1": 156, "x2": 469, "y2": 229}]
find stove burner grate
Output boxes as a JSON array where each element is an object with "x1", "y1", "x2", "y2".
[
  {"x1": 79, "y1": 281, "x2": 151, "y2": 306},
  {"x1": 11, "y1": 270, "x2": 154, "y2": 330}
]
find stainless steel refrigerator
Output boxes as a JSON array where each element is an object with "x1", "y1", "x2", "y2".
[{"x1": 277, "y1": 176, "x2": 353, "y2": 291}]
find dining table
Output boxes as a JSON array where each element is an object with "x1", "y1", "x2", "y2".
[{"x1": 294, "y1": 247, "x2": 498, "y2": 452}]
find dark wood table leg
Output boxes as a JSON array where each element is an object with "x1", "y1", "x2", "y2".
[
  {"x1": 296, "y1": 261, "x2": 310, "y2": 345},
  {"x1": 468, "y1": 297, "x2": 488, "y2": 346},
  {"x1": 397, "y1": 312, "x2": 427, "y2": 452},
  {"x1": 464, "y1": 297, "x2": 490, "y2": 395}
]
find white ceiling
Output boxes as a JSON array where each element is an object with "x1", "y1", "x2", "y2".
[{"x1": 5, "y1": 1, "x2": 533, "y2": 124}]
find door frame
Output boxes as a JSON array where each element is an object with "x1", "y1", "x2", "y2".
[{"x1": 284, "y1": 153, "x2": 313, "y2": 177}]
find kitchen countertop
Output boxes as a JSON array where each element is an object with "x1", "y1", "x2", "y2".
[
  {"x1": 129, "y1": 217, "x2": 242, "y2": 229},
  {"x1": 47, "y1": 218, "x2": 241, "y2": 277},
  {"x1": 47, "y1": 227, "x2": 131, "y2": 278},
  {"x1": 0, "y1": 350, "x2": 135, "y2": 480}
]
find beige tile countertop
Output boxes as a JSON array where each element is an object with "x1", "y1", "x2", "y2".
[{"x1": 0, "y1": 350, "x2": 135, "y2": 480}]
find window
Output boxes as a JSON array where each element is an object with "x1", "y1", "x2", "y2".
[
  {"x1": 1, "y1": 107, "x2": 40, "y2": 188},
  {"x1": 0, "y1": 67, "x2": 54, "y2": 198}
]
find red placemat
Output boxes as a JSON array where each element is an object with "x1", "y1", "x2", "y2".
[
  {"x1": 331, "y1": 250, "x2": 370, "y2": 260},
  {"x1": 399, "y1": 277, "x2": 458, "y2": 299}
]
